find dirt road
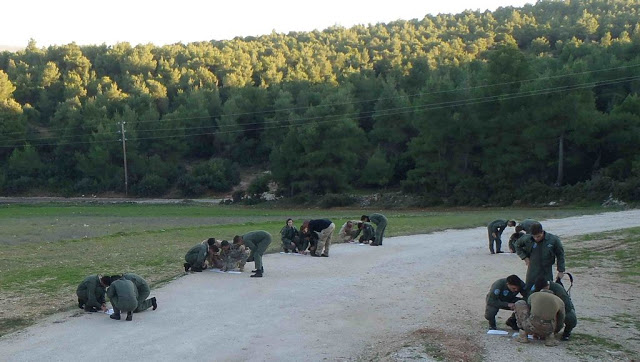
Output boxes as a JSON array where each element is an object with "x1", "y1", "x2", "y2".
[{"x1": 1, "y1": 209, "x2": 638, "y2": 361}]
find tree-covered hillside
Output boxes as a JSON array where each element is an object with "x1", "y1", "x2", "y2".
[{"x1": 1, "y1": 0, "x2": 639, "y2": 205}]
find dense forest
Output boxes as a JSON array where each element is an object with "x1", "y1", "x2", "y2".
[{"x1": 1, "y1": 0, "x2": 639, "y2": 205}]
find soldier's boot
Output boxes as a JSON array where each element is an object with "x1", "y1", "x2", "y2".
[
  {"x1": 561, "y1": 330, "x2": 571, "y2": 341},
  {"x1": 183, "y1": 263, "x2": 190, "y2": 272},
  {"x1": 78, "y1": 299, "x2": 84, "y2": 309},
  {"x1": 250, "y1": 271, "x2": 263, "y2": 278},
  {"x1": 489, "y1": 318, "x2": 497, "y2": 330},
  {"x1": 110, "y1": 308, "x2": 121, "y2": 320},
  {"x1": 151, "y1": 297, "x2": 158, "y2": 311},
  {"x1": 84, "y1": 305, "x2": 97, "y2": 312},
  {"x1": 125, "y1": 311, "x2": 133, "y2": 321},
  {"x1": 544, "y1": 334, "x2": 558, "y2": 347},
  {"x1": 516, "y1": 330, "x2": 529, "y2": 343},
  {"x1": 506, "y1": 314, "x2": 519, "y2": 330},
  {"x1": 251, "y1": 267, "x2": 264, "y2": 273}
]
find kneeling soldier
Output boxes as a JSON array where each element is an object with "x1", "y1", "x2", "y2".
[
  {"x1": 108, "y1": 277, "x2": 139, "y2": 321},
  {"x1": 76, "y1": 274, "x2": 114, "y2": 312},
  {"x1": 122, "y1": 273, "x2": 157, "y2": 312}
]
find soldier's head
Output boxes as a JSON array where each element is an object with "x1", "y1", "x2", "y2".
[
  {"x1": 286, "y1": 218, "x2": 293, "y2": 227},
  {"x1": 507, "y1": 220, "x2": 516, "y2": 227},
  {"x1": 531, "y1": 222, "x2": 545, "y2": 242},
  {"x1": 220, "y1": 240, "x2": 230, "y2": 250},
  {"x1": 515, "y1": 225, "x2": 524, "y2": 233},
  {"x1": 101, "y1": 275, "x2": 119, "y2": 286},
  {"x1": 361, "y1": 215, "x2": 370, "y2": 222},
  {"x1": 233, "y1": 235, "x2": 243, "y2": 245},
  {"x1": 206, "y1": 238, "x2": 217, "y2": 246},
  {"x1": 346, "y1": 221, "x2": 353, "y2": 228},
  {"x1": 506, "y1": 275, "x2": 523, "y2": 292},
  {"x1": 534, "y1": 277, "x2": 550, "y2": 292},
  {"x1": 357, "y1": 221, "x2": 364, "y2": 229},
  {"x1": 301, "y1": 220, "x2": 310, "y2": 231}
]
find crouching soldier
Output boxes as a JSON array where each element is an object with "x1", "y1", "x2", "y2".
[
  {"x1": 76, "y1": 274, "x2": 115, "y2": 312},
  {"x1": 280, "y1": 218, "x2": 300, "y2": 253},
  {"x1": 508, "y1": 231, "x2": 524, "y2": 253},
  {"x1": 220, "y1": 239, "x2": 249, "y2": 272},
  {"x1": 362, "y1": 213, "x2": 388, "y2": 246},
  {"x1": 514, "y1": 280, "x2": 565, "y2": 347},
  {"x1": 202, "y1": 237, "x2": 223, "y2": 269},
  {"x1": 338, "y1": 220, "x2": 360, "y2": 243},
  {"x1": 533, "y1": 278, "x2": 577, "y2": 341},
  {"x1": 122, "y1": 273, "x2": 157, "y2": 312},
  {"x1": 184, "y1": 238, "x2": 217, "y2": 272},
  {"x1": 485, "y1": 275, "x2": 526, "y2": 330},
  {"x1": 234, "y1": 231, "x2": 272, "y2": 278},
  {"x1": 107, "y1": 277, "x2": 139, "y2": 321},
  {"x1": 357, "y1": 221, "x2": 376, "y2": 244}
]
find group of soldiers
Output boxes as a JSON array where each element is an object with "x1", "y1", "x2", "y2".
[
  {"x1": 280, "y1": 214, "x2": 389, "y2": 256},
  {"x1": 485, "y1": 219, "x2": 577, "y2": 346},
  {"x1": 76, "y1": 273, "x2": 158, "y2": 321}
]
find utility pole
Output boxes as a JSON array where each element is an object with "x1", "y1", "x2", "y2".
[{"x1": 119, "y1": 122, "x2": 129, "y2": 196}]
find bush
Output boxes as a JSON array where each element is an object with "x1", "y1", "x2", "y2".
[
  {"x1": 247, "y1": 173, "x2": 272, "y2": 197},
  {"x1": 319, "y1": 193, "x2": 357, "y2": 208},
  {"x1": 177, "y1": 174, "x2": 206, "y2": 197},
  {"x1": 132, "y1": 174, "x2": 169, "y2": 197}
]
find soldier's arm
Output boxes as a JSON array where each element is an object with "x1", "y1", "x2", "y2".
[
  {"x1": 486, "y1": 281, "x2": 510, "y2": 308},
  {"x1": 86, "y1": 277, "x2": 100, "y2": 307},
  {"x1": 514, "y1": 236, "x2": 528, "y2": 260},
  {"x1": 555, "y1": 302, "x2": 566, "y2": 333}
]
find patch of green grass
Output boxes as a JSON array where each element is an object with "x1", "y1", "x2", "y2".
[
  {"x1": 611, "y1": 313, "x2": 640, "y2": 331},
  {"x1": 572, "y1": 333, "x2": 625, "y2": 351}
]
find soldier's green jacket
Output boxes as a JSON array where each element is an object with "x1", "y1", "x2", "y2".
[
  {"x1": 515, "y1": 232, "x2": 565, "y2": 284},
  {"x1": 549, "y1": 281, "x2": 574, "y2": 312},
  {"x1": 359, "y1": 222, "x2": 375, "y2": 242},
  {"x1": 185, "y1": 243, "x2": 208, "y2": 267},
  {"x1": 107, "y1": 279, "x2": 139, "y2": 312},
  {"x1": 486, "y1": 278, "x2": 526, "y2": 309},
  {"x1": 280, "y1": 225, "x2": 298, "y2": 245},
  {"x1": 518, "y1": 219, "x2": 537, "y2": 233},
  {"x1": 76, "y1": 274, "x2": 106, "y2": 309},
  {"x1": 122, "y1": 273, "x2": 151, "y2": 301},
  {"x1": 488, "y1": 219, "x2": 508, "y2": 233}
]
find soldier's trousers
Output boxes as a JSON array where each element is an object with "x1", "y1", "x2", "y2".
[
  {"x1": 487, "y1": 229, "x2": 503, "y2": 253},
  {"x1": 485, "y1": 305, "x2": 512, "y2": 324},
  {"x1": 316, "y1": 223, "x2": 335, "y2": 256},
  {"x1": 514, "y1": 300, "x2": 556, "y2": 337},
  {"x1": 134, "y1": 288, "x2": 153, "y2": 312},
  {"x1": 372, "y1": 220, "x2": 387, "y2": 245},
  {"x1": 245, "y1": 235, "x2": 272, "y2": 271},
  {"x1": 77, "y1": 290, "x2": 105, "y2": 309}
]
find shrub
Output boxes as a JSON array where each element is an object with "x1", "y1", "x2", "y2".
[
  {"x1": 319, "y1": 193, "x2": 357, "y2": 208},
  {"x1": 132, "y1": 174, "x2": 169, "y2": 197}
]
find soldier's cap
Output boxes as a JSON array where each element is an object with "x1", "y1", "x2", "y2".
[{"x1": 220, "y1": 240, "x2": 230, "y2": 248}]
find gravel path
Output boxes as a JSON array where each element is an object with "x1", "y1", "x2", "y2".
[{"x1": 1, "y1": 209, "x2": 639, "y2": 362}]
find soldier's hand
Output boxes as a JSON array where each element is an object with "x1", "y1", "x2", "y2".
[
  {"x1": 556, "y1": 271, "x2": 564, "y2": 280},
  {"x1": 524, "y1": 258, "x2": 530, "y2": 266},
  {"x1": 508, "y1": 303, "x2": 515, "y2": 309}
]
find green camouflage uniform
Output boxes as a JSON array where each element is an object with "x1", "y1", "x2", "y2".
[
  {"x1": 485, "y1": 278, "x2": 526, "y2": 328},
  {"x1": 221, "y1": 244, "x2": 249, "y2": 271},
  {"x1": 515, "y1": 290, "x2": 565, "y2": 338},
  {"x1": 515, "y1": 232, "x2": 565, "y2": 290},
  {"x1": 107, "y1": 278, "x2": 139, "y2": 313},
  {"x1": 185, "y1": 243, "x2": 209, "y2": 271},
  {"x1": 122, "y1": 273, "x2": 153, "y2": 312},
  {"x1": 243, "y1": 231, "x2": 272, "y2": 272},
  {"x1": 487, "y1": 219, "x2": 509, "y2": 253},
  {"x1": 369, "y1": 213, "x2": 388, "y2": 245},
  {"x1": 280, "y1": 225, "x2": 299, "y2": 252},
  {"x1": 76, "y1": 274, "x2": 106, "y2": 309}
]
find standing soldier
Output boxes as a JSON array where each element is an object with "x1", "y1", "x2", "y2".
[
  {"x1": 514, "y1": 286, "x2": 565, "y2": 346},
  {"x1": 280, "y1": 218, "x2": 300, "y2": 253},
  {"x1": 305, "y1": 219, "x2": 335, "y2": 257},
  {"x1": 533, "y1": 278, "x2": 577, "y2": 341},
  {"x1": 121, "y1": 273, "x2": 157, "y2": 312},
  {"x1": 234, "y1": 231, "x2": 272, "y2": 278},
  {"x1": 484, "y1": 275, "x2": 526, "y2": 330},
  {"x1": 220, "y1": 239, "x2": 249, "y2": 272},
  {"x1": 515, "y1": 222, "x2": 566, "y2": 291},
  {"x1": 361, "y1": 213, "x2": 388, "y2": 246},
  {"x1": 107, "y1": 277, "x2": 139, "y2": 321},
  {"x1": 184, "y1": 239, "x2": 218, "y2": 272},
  {"x1": 487, "y1": 219, "x2": 516, "y2": 254},
  {"x1": 76, "y1": 274, "x2": 114, "y2": 312}
]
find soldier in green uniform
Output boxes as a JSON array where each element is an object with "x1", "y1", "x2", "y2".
[
  {"x1": 533, "y1": 278, "x2": 577, "y2": 341},
  {"x1": 122, "y1": 273, "x2": 157, "y2": 312},
  {"x1": 514, "y1": 288, "x2": 565, "y2": 346},
  {"x1": 356, "y1": 221, "x2": 376, "y2": 244},
  {"x1": 234, "y1": 231, "x2": 272, "y2": 278},
  {"x1": 361, "y1": 213, "x2": 388, "y2": 246},
  {"x1": 508, "y1": 231, "x2": 524, "y2": 253},
  {"x1": 184, "y1": 238, "x2": 217, "y2": 272},
  {"x1": 487, "y1": 219, "x2": 516, "y2": 254},
  {"x1": 514, "y1": 222, "x2": 565, "y2": 291},
  {"x1": 76, "y1": 274, "x2": 114, "y2": 312},
  {"x1": 516, "y1": 219, "x2": 539, "y2": 234},
  {"x1": 280, "y1": 218, "x2": 300, "y2": 253},
  {"x1": 107, "y1": 277, "x2": 139, "y2": 321},
  {"x1": 485, "y1": 274, "x2": 526, "y2": 330},
  {"x1": 220, "y1": 239, "x2": 249, "y2": 272}
]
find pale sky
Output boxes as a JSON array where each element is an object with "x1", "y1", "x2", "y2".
[{"x1": 2, "y1": 0, "x2": 533, "y2": 48}]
